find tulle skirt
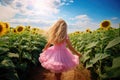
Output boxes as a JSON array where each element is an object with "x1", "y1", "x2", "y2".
[{"x1": 39, "y1": 46, "x2": 79, "y2": 73}]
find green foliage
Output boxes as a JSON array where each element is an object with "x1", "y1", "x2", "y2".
[
  {"x1": 101, "y1": 57, "x2": 120, "y2": 79},
  {"x1": 105, "y1": 37, "x2": 120, "y2": 49},
  {"x1": 0, "y1": 31, "x2": 46, "y2": 80},
  {"x1": 0, "y1": 58, "x2": 19, "y2": 80},
  {"x1": 69, "y1": 28, "x2": 120, "y2": 80}
]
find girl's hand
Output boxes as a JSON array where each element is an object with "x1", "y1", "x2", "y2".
[
  {"x1": 42, "y1": 42, "x2": 50, "y2": 52},
  {"x1": 42, "y1": 48, "x2": 46, "y2": 52},
  {"x1": 42, "y1": 49, "x2": 44, "y2": 52},
  {"x1": 77, "y1": 53, "x2": 82, "y2": 58}
]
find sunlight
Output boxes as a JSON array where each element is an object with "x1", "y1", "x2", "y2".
[{"x1": 25, "y1": 0, "x2": 59, "y2": 16}]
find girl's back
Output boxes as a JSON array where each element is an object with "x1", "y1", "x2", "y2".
[{"x1": 39, "y1": 19, "x2": 81, "y2": 80}]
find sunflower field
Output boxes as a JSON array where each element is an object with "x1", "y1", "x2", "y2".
[
  {"x1": 69, "y1": 20, "x2": 120, "y2": 80},
  {"x1": 0, "y1": 20, "x2": 120, "y2": 80},
  {"x1": 0, "y1": 22, "x2": 46, "y2": 80}
]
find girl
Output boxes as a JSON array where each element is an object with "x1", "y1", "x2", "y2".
[{"x1": 39, "y1": 19, "x2": 82, "y2": 80}]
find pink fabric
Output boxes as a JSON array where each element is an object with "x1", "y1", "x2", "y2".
[{"x1": 39, "y1": 36, "x2": 79, "y2": 73}]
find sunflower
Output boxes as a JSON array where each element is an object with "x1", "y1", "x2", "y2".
[
  {"x1": 12, "y1": 28, "x2": 17, "y2": 33},
  {"x1": 27, "y1": 26, "x2": 31, "y2": 29},
  {"x1": 100, "y1": 20, "x2": 111, "y2": 30},
  {"x1": 75, "y1": 31, "x2": 81, "y2": 34},
  {"x1": 16, "y1": 25, "x2": 25, "y2": 33},
  {"x1": 25, "y1": 26, "x2": 31, "y2": 31},
  {"x1": 31, "y1": 28, "x2": 38, "y2": 34},
  {"x1": 0, "y1": 22, "x2": 6, "y2": 36},
  {"x1": 32, "y1": 28, "x2": 37, "y2": 31},
  {"x1": 3, "y1": 22, "x2": 10, "y2": 33},
  {"x1": 86, "y1": 28, "x2": 92, "y2": 33}
]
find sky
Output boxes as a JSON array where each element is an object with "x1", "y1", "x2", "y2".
[{"x1": 0, "y1": 0, "x2": 120, "y2": 33}]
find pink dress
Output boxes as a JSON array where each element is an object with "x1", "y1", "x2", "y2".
[{"x1": 39, "y1": 36, "x2": 79, "y2": 73}]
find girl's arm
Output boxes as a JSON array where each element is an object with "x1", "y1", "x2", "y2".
[
  {"x1": 42, "y1": 42, "x2": 50, "y2": 51},
  {"x1": 66, "y1": 38, "x2": 82, "y2": 57}
]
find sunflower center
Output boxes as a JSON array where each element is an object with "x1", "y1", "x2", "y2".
[
  {"x1": 0, "y1": 25, "x2": 3, "y2": 32},
  {"x1": 14, "y1": 29, "x2": 16, "y2": 32},
  {"x1": 102, "y1": 21, "x2": 109, "y2": 28},
  {"x1": 18, "y1": 27, "x2": 23, "y2": 32},
  {"x1": 28, "y1": 26, "x2": 30, "y2": 29}
]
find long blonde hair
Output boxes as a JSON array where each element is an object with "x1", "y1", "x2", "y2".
[{"x1": 47, "y1": 19, "x2": 67, "y2": 44}]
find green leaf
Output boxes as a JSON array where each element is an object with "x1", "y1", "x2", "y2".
[
  {"x1": 82, "y1": 56, "x2": 90, "y2": 63},
  {"x1": 86, "y1": 61, "x2": 93, "y2": 68},
  {"x1": 81, "y1": 50, "x2": 91, "y2": 63},
  {"x1": 106, "y1": 57, "x2": 120, "y2": 70},
  {"x1": 90, "y1": 53, "x2": 110, "y2": 64},
  {"x1": 23, "y1": 52, "x2": 32, "y2": 60},
  {"x1": 21, "y1": 45, "x2": 28, "y2": 49},
  {"x1": 86, "y1": 41, "x2": 98, "y2": 49},
  {"x1": 31, "y1": 58, "x2": 37, "y2": 65},
  {"x1": 21, "y1": 37, "x2": 29, "y2": 41},
  {"x1": 86, "y1": 53, "x2": 110, "y2": 68},
  {"x1": 101, "y1": 57, "x2": 120, "y2": 78},
  {"x1": 8, "y1": 53, "x2": 19, "y2": 58},
  {"x1": 0, "y1": 58, "x2": 15, "y2": 68},
  {"x1": 105, "y1": 37, "x2": 120, "y2": 49},
  {"x1": 9, "y1": 72, "x2": 20, "y2": 80},
  {"x1": 16, "y1": 62, "x2": 28, "y2": 71},
  {"x1": 0, "y1": 47, "x2": 9, "y2": 55},
  {"x1": 13, "y1": 43, "x2": 20, "y2": 46},
  {"x1": 31, "y1": 46, "x2": 39, "y2": 52},
  {"x1": 0, "y1": 40, "x2": 5, "y2": 46}
]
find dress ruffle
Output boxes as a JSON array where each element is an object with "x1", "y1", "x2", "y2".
[{"x1": 39, "y1": 39, "x2": 79, "y2": 73}]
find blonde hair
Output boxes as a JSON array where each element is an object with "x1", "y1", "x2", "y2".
[{"x1": 47, "y1": 19, "x2": 67, "y2": 44}]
